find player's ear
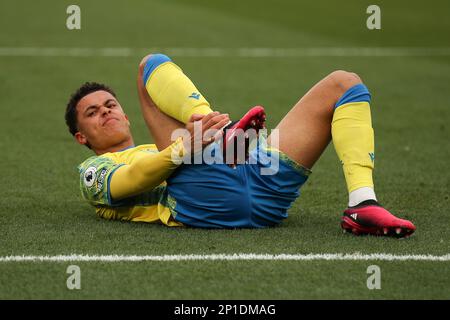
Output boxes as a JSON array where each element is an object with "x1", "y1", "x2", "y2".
[
  {"x1": 124, "y1": 114, "x2": 131, "y2": 126},
  {"x1": 74, "y1": 132, "x2": 88, "y2": 146}
]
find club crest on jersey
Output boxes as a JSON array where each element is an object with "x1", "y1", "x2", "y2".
[
  {"x1": 84, "y1": 167, "x2": 97, "y2": 187},
  {"x1": 188, "y1": 92, "x2": 201, "y2": 100}
]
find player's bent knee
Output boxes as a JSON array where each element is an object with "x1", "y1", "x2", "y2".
[
  {"x1": 329, "y1": 70, "x2": 362, "y2": 85},
  {"x1": 327, "y1": 70, "x2": 362, "y2": 97},
  {"x1": 139, "y1": 54, "x2": 152, "y2": 70}
]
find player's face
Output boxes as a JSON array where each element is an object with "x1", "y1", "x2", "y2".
[{"x1": 74, "y1": 90, "x2": 131, "y2": 151}]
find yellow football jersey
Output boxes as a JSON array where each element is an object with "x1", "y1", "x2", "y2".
[{"x1": 78, "y1": 144, "x2": 182, "y2": 227}]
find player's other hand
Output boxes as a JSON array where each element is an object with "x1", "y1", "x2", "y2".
[{"x1": 184, "y1": 112, "x2": 230, "y2": 154}]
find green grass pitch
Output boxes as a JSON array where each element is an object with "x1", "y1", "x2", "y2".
[{"x1": 0, "y1": 0, "x2": 449, "y2": 299}]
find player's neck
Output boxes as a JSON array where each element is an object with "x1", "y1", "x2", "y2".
[{"x1": 94, "y1": 136, "x2": 135, "y2": 155}]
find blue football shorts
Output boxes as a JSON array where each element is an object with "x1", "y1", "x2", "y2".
[{"x1": 166, "y1": 143, "x2": 311, "y2": 228}]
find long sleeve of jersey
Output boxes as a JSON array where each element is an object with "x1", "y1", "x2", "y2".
[{"x1": 109, "y1": 137, "x2": 185, "y2": 200}]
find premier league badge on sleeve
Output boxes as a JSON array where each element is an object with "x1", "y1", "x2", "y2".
[{"x1": 84, "y1": 167, "x2": 97, "y2": 188}]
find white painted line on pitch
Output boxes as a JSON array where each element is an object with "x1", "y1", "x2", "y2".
[
  {"x1": 1, "y1": 253, "x2": 450, "y2": 263},
  {"x1": 1, "y1": 47, "x2": 450, "y2": 57}
]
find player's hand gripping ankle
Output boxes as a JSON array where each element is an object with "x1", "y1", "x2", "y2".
[{"x1": 183, "y1": 112, "x2": 230, "y2": 156}]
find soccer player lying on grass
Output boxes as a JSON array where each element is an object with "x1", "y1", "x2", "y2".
[{"x1": 65, "y1": 53, "x2": 416, "y2": 237}]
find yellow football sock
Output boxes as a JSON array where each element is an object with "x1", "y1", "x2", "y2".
[
  {"x1": 331, "y1": 84, "x2": 375, "y2": 193},
  {"x1": 143, "y1": 54, "x2": 213, "y2": 124}
]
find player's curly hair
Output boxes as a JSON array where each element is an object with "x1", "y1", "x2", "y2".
[{"x1": 65, "y1": 82, "x2": 117, "y2": 136}]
